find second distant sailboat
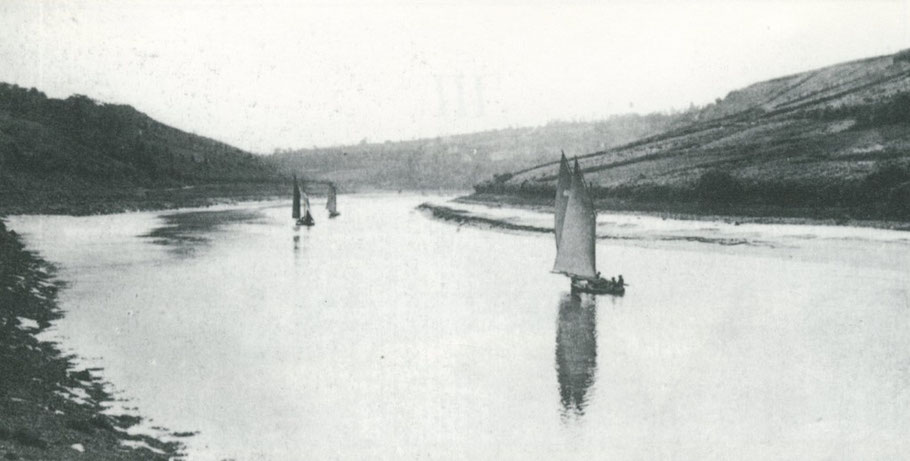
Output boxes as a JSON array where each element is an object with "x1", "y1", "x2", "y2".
[{"x1": 326, "y1": 183, "x2": 340, "y2": 218}]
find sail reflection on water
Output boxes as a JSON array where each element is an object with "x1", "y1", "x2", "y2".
[{"x1": 555, "y1": 292, "x2": 598, "y2": 417}]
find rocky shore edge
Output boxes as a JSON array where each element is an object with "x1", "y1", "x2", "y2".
[{"x1": 0, "y1": 220, "x2": 184, "y2": 460}]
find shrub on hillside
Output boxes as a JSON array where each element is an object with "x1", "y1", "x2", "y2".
[
  {"x1": 870, "y1": 93, "x2": 910, "y2": 125},
  {"x1": 888, "y1": 181, "x2": 910, "y2": 218},
  {"x1": 864, "y1": 162, "x2": 910, "y2": 194},
  {"x1": 893, "y1": 48, "x2": 910, "y2": 64},
  {"x1": 693, "y1": 170, "x2": 744, "y2": 205}
]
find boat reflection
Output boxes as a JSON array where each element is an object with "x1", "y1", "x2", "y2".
[{"x1": 555, "y1": 292, "x2": 598, "y2": 417}]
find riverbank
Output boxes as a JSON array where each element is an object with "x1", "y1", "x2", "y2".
[
  {"x1": 416, "y1": 203, "x2": 552, "y2": 233},
  {"x1": 0, "y1": 220, "x2": 182, "y2": 460},
  {"x1": 0, "y1": 181, "x2": 290, "y2": 217},
  {"x1": 459, "y1": 193, "x2": 910, "y2": 232}
]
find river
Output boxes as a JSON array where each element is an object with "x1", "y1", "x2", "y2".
[{"x1": 7, "y1": 194, "x2": 910, "y2": 460}]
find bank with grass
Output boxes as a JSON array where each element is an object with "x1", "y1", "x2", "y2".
[{"x1": 470, "y1": 161, "x2": 910, "y2": 230}]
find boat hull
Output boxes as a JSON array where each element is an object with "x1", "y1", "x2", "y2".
[{"x1": 571, "y1": 277, "x2": 625, "y2": 296}]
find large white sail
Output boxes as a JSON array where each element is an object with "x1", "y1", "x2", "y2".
[
  {"x1": 553, "y1": 159, "x2": 597, "y2": 279},
  {"x1": 554, "y1": 153, "x2": 571, "y2": 248}
]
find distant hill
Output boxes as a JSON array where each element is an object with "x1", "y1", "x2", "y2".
[
  {"x1": 0, "y1": 84, "x2": 283, "y2": 214},
  {"x1": 266, "y1": 113, "x2": 688, "y2": 190},
  {"x1": 475, "y1": 50, "x2": 910, "y2": 221}
]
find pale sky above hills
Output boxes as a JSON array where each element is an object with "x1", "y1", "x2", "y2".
[{"x1": 0, "y1": 0, "x2": 907, "y2": 153}]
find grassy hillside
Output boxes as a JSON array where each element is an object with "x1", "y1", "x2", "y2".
[
  {"x1": 474, "y1": 50, "x2": 910, "y2": 221},
  {"x1": 0, "y1": 83, "x2": 286, "y2": 214},
  {"x1": 267, "y1": 113, "x2": 687, "y2": 190}
]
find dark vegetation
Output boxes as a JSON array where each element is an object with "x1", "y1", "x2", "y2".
[
  {"x1": 474, "y1": 49, "x2": 910, "y2": 223},
  {"x1": 0, "y1": 83, "x2": 286, "y2": 215},
  {"x1": 1, "y1": 221, "x2": 180, "y2": 459},
  {"x1": 804, "y1": 92, "x2": 910, "y2": 126},
  {"x1": 476, "y1": 161, "x2": 910, "y2": 222}
]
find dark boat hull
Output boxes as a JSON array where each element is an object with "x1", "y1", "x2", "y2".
[
  {"x1": 296, "y1": 213, "x2": 315, "y2": 227},
  {"x1": 571, "y1": 277, "x2": 625, "y2": 296}
]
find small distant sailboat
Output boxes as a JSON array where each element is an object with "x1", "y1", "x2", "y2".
[
  {"x1": 552, "y1": 153, "x2": 624, "y2": 295},
  {"x1": 326, "y1": 183, "x2": 340, "y2": 218},
  {"x1": 292, "y1": 176, "x2": 315, "y2": 227}
]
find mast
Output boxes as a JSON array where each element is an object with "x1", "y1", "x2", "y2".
[
  {"x1": 552, "y1": 159, "x2": 597, "y2": 279},
  {"x1": 292, "y1": 175, "x2": 301, "y2": 219},
  {"x1": 554, "y1": 152, "x2": 571, "y2": 248}
]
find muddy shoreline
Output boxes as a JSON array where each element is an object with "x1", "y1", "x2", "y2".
[
  {"x1": 0, "y1": 222, "x2": 183, "y2": 460},
  {"x1": 416, "y1": 203, "x2": 552, "y2": 234},
  {"x1": 0, "y1": 185, "x2": 318, "y2": 460},
  {"x1": 458, "y1": 193, "x2": 910, "y2": 231},
  {"x1": 0, "y1": 182, "x2": 288, "y2": 217}
]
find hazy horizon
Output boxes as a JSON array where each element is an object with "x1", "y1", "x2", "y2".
[{"x1": 1, "y1": 0, "x2": 907, "y2": 154}]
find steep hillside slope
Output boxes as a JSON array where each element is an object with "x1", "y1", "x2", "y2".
[
  {"x1": 0, "y1": 84, "x2": 284, "y2": 214},
  {"x1": 476, "y1": 50, "x2": 910, "y2": 221}
]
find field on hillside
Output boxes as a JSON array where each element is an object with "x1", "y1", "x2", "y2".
[
  {"x1": 267, "y1": 113, "x2": 685, "y2": 190},
  {"x1": 476, "y1": 51, "x2": 910, "y2": 221}
]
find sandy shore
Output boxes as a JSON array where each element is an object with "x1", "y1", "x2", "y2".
[
  {"x1": 416, "y1": 203, "x2": 552, "y2": 234},
  {"x1": 0, "y1": 220, "x2": 183, "y2": 460},
  {"x1": 459, "y1": 193, "x2": 910, "y2": 231}
]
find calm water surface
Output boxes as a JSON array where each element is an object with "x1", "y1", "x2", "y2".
[{"x1": 8, "y1": 194, "x2": 910, "y2": 460}]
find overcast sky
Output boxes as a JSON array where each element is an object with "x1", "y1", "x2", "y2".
[{"x1": 1, "y1": 0, "x2": 907, "y2": 153}]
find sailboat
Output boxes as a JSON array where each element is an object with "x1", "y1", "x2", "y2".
[
  {"x1": 552, "y1": 154, "x2": 624, "y2": 295},
  {"x1": 292, "y1": 176, "x2": 315, "y2": 227},
  {"x1": 326, "y1": 183, "x2": 340, "y2": 218}
]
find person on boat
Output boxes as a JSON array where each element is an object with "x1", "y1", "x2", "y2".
[
  {"x1": 618, "y1": 275, "x2": 624, "y2": 286},
  {"x1": 611, "y1": 277, "x2": 616, "y2": 285}
]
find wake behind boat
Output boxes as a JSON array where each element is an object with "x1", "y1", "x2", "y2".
[{"x1": 552, "y1": 153, "x2": 625, "y2": 296}]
